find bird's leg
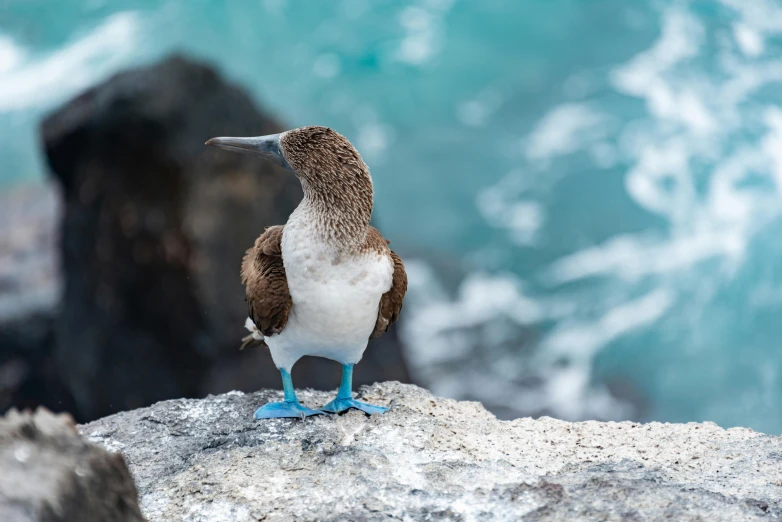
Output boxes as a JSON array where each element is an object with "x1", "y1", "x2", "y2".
[
  {"x1": 254, "y1": 368, "x2": 324, "y2": 420},
  {"x1": 321, "y1": 364, "x2": 389, "y2": 415}
]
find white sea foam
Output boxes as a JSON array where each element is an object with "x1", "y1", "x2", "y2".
[
  {"x1": 0, "y1": 12, "x2": 140, "y2": 112},
  {"x1": 395, "y1": 0, "x2": 453, "y2": 65},
  {"x1": 0, "y1": 35, "x2": 26, "y2": 75},
  {"x1": 611, "y1": 9, "x2": 713, "y2": 135},
  {"x1": 542, "y1": 232, "x2": 743, "y2": 285},
  {"x1": 733, "y1": 23, "x2": 764, "y2": 57},
  {"x1": 456, "y1": 86, "x2": 506, "y2": 128},
  {"x1": 524, "y1": 103, "x2": 610, "y2": 161},
  {"x1": 477, "y1": 189, "x2": 543, "y2": 246}
]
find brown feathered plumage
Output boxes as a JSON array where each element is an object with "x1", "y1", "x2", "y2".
[
  {"x1": 240, "y1": 225, "x2": 291, "y2": 349},
  {"x1": 367, "y1": 228, "x2": 408, "y2": 339},
  {"x1": 241, "y1": 223, "x2": 407, "y2": 348}
]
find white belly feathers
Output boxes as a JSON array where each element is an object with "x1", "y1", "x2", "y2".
[{"x1": 262, "y1": 219, "x2": 394, "y2": 370}]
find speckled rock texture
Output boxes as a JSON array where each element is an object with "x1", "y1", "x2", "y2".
[
  {"x1": 80, "y1": 382, "x2": 781, "y2": 521},
  {"x1": 0, "y1": 408, "x2": 145, "y2": 522}
]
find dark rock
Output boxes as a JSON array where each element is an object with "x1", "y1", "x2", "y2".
[
  {"x1": 0, "y1": 184, "x2": 76, "y2": 416},
  {"x1": 37, "y1": 54, "x2": 409, "y2": 422},
  {"x1": 80, "y1": 382, "x2": 782, "y2": 521},
  {"x1": 1, "y1": 407, "x2": 144, "y2": 522}
]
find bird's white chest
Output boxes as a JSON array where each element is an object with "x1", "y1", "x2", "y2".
[{"x1": 267, "y1": 221, "x2": 392, "y2": 366}]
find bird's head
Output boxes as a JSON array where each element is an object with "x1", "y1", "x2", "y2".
[{"x1": 205, "y1": 126, "x2": 368, "y2": 184}]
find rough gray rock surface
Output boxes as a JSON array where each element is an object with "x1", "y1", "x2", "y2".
[
  {"x1": 1, "y1": 408, "x2": 144, "y2": 522},
  {"x1": 80, "y1": 382, "x2": 782, "y2": 521}
]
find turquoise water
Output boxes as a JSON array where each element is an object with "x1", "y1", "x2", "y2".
[{"x1": 3, "y1": 0, "x2": 782, "y2": 432}]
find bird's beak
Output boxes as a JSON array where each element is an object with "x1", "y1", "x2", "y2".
[{"x1": 205, "y1": 134, "x2": 292, "y2": 171}]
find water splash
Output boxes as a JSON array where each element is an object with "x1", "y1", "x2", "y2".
[{"x1": 0, "y1": 13, "x2": 140, "y2": 111}]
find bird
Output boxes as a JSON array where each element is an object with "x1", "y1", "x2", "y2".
[{"x1": 206, "y1": 126, "x2": 407, "y2": 419}]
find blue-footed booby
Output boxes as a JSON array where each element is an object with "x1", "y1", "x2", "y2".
[{"x1": 206, "y1": 126, "x2": 407, "y2": 419}]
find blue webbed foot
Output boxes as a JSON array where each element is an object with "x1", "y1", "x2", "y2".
[
  {"x1": 321, "y1": 397, "x2": 388, "y2": 415},
  {"x1": 254, "y1": 401, "x2": 324, "y2": 420}
]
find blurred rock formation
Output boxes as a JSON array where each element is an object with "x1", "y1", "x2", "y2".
[
  {"x1": 0, "y1": 54, "x2": 409, "y2": 423},
  {"x1": 0, "y1": 407, "x2": 145, "y2": 522},
  {"x1": 0, "y1": 185, "x2": 75, "y2": 416}
]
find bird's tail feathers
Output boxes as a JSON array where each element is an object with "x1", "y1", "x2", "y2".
[{"x1": 240, "y1": 317, "x2": 266, "y2": 350}]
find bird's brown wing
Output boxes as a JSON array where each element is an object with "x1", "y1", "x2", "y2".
[
  {"x1": 369, "y1": 228, "x2": 408, "y2": 340},
  {"x1": 240, "y1": 225, "x2": 291, "y2": 346}
]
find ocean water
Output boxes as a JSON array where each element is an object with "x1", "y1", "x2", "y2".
[{"x1": 3, "y1": 0, "x2": 782, "y2": 432}]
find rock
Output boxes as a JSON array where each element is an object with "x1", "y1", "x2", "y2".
[
  {"x1": 38, "y1": 54, "x2": 409, "y2": 422},
  {"x1": 0, "y1": 183, "x2": 77, "y2": 416},
  {"x1": 80, "y1": 382, "x2": 782, "y2": 521},
  {"x1": 0, "y1": 183, "x2": 61, "y2": 325},
  {"x1": 1, "y1": 407, "x2": 144, "y2": 522}
]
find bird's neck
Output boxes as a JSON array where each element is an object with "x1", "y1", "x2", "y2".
[{"x1": 294, "y1": 172, "x2": 374, "y2": 251}]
